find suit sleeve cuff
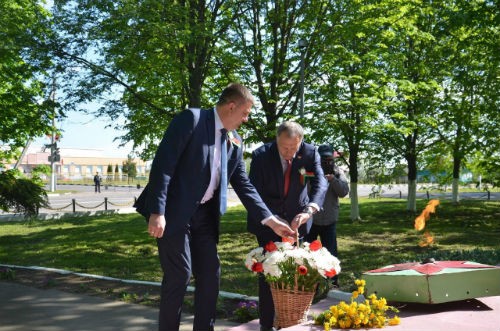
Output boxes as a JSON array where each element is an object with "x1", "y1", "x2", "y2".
[{"x1": 261, "y1": 214, "x2": 275, "y2": 225}]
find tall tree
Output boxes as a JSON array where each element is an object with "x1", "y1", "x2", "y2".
[
  {"x1": 307, "y1": 0, "x2": 389, "y2": 221},
  {"x1": 435, "y1": 0, "x2": 500, "y2": 203},
  {"x1": 0, "y1": 0, "x2": 56, "y2": 162},
  {"x1": 51, "y1": 0, "x2": 234, "y2": 158},
  {"x1": 375, "y1": 0, "x2": 445, "y2": 212},
  {"x1": 225, "y1": 0, "x2": 329, "y2": 142},
  {"x1": 122, "y1": 155, "x2": 137, "y2": 184}
]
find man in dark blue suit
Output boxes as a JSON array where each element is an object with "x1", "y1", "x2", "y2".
[
  {"x1": 248, "y1": 121, "x2": 328, "y2": 331},
  {"x1": 145, "y1": 83, "x2": 295, "y2": 331}
]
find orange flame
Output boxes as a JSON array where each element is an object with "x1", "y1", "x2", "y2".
[
  {"x1": 425, "y1": 204, "x2": 436, "y2": 214},
  {"x1": 428, "y1": 199, "x2": 440, "y2": 207},
  {"x1": 414, "y1": 215, "x2": 426, "y2": 231},
  {"x1": 414, "y1": 200, "x2": 439, "y2": 246},
  {"x1": 418, "y1": 231, "x2": 434, "y2": 247}
]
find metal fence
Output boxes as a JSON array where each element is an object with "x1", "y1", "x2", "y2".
[{"x1": 39, "y1": 197, "x2": 137, "y2": 214}]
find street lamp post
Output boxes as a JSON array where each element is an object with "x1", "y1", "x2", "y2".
[
  {"x1": 49, "y1": 77, "x2": 57, "y2": 192},
  {"x1": 298, "y1": 38, "x2": 308, "y2": 118}
]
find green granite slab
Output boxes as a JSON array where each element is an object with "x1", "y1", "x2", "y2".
[{"x1": 362, "y1": 261, "x2": 500, "y2": 304}]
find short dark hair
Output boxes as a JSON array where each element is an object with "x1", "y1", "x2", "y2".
[{"x1": 217, "y1": 83, "x2": 254, "y2": 106}]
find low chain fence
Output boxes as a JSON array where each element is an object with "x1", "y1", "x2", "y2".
[
  {"x1": 40, "y1": 197, "x2": 138, "y2": 214},
  {"x1": 418, "y1": 190, "x2": 495, "y2": 201},
  {"x1": 368, "y1": 188, "x2": 496, "y2": 201}
]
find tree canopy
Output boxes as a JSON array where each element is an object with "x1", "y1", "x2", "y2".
[
  {"x1": 0, "y1": 0, "x2": 57, "y2": 162},
  {"x1": 2, "y1": 0, "x2": 499, "y2": 218}
]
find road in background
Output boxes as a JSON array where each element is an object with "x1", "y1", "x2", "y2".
[{"x1": 1, "y1": 183, "x2": 497, "y2": 218}]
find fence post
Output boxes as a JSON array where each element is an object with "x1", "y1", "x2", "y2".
[
  {"x1": 134, "y1": 196, "x2": 137, "y2": 204},
  {"x1": 105, "y1": 197, "x2": 108, "y2": 211},
  {"x1": 426, "y1": 190, "x2": 430, "y2": 199},
  {"x1": 399, "y1": 191, "x2": 402, "y2": 199},
  {"x1": 72, "y1": 199, "x2": 76, "y2": 213},
  {"x1": 487, "y1": 190, "x2": 490, "y2": 201}
]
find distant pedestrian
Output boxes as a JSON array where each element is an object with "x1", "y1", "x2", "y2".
[{"x1": 94, "y1": 172, "x2": 101, "y2": 193}]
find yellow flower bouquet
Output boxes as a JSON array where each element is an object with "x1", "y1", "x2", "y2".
[{"x1": 314, "y1": 279, "x2": 400, "y2": 329}]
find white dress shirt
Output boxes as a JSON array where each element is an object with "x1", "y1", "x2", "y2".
[
  {"x1": 201, "y1": 109, "x2": 224, "y2": 203},
  {"x1": 198, "y1": 109, "x2": 280, "y2": 226}
]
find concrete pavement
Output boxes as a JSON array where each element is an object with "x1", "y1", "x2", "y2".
[
  {"x1": 228, "y1": 290, "x2": 500, "y2": 331},
  {"x1": 2, "y1": 280, "x2": 499, "y2": 331},
  {"x1": 0, "y1": 281, "x2": 238, "y2": 331}
]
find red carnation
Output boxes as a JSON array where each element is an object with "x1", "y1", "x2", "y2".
[
  {"x1": 251, "y1": 262, "x2": 264, "y2": 273},
  {"x1": 298, "y1": 265, "x2": 308, "y2": 275},
  {"x1": 309, "y1": 240, "x2": 322, "y2": 251},
  {"x1": 282, "y1": 237, "x2": 295, "y2": 244},
  {"x1": 325, "y1": 268, "x2": 337, "y2": 278},
  {"x1": 265, "y1": 241, "x2": 278, "y2": 252}
]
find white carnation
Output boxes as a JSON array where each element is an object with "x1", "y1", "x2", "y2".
[
  {"x1": 263, "y1": 251, "x2": 285, "y2": 277},
  {"x1": 244, "y1": 247, "x2": 264, "y2": 271}
]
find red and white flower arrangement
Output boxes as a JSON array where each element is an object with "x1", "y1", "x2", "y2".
[{"x1": 245, "y1": 239, "x2": 341, "y2": 291}]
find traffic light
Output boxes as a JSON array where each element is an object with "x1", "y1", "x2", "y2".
[
  {"x1": 53, "y1": 144, "x2": 61, "y2": 162},
  {"x1": 47, "y1": 143, "x2": 61, "y2": 162}
]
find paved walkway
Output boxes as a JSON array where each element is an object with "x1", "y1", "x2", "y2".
[
  {"x1": 0, "y1": 282, "x2": 238, "y2": 331},
  {"x1": 2, "y1": 281, "x2": 499, "y2": 331},
  {"x1": 229, "y1": 291, "x2": 500, "y2": 331}
]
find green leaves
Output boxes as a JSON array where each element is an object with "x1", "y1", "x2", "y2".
[
  {"x1": 0, "y1": 170, "x2": 48, "y2": 217},
  {"x1": 0, "y1": 0, "x2": 54, "y2": 161}
]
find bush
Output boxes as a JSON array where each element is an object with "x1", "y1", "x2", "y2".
[{"x1": 0, "y1": 169, "x2": 48, "y2": 217}]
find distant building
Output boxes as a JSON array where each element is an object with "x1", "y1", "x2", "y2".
[{"x1": 4, "y1": 145, "x2": 148, "y2": 180}]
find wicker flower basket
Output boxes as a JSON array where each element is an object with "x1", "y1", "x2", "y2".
[{"x1": 270, "y1": 281, "x2": 317, "y2": 328}]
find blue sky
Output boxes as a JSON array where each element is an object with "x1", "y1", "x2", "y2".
[
  {"x1": 34, "y1": 1, "x2": 134, "y2": 158},
  {"x1": 34, "y1": 111, "x2": 133, "y2": 158}
]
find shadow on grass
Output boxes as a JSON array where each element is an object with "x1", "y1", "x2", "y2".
[{"x1": 1, "y1": 200, "x2": 499, "y2": 297}]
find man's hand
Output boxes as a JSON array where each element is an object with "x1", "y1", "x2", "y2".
[
  {"x1": 148, "y1": 213, "x2": 166, "y2": 238},
  {"x1": 266, "y1": 216, "x2": 296, "y2": 239},
  {"x1": 291, "y1": 212, "x2": 312, "y2": 231}
]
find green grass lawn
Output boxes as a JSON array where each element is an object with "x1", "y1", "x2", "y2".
[{"x1": 1, "y1": 198, "x2": 499, "y2": 296}]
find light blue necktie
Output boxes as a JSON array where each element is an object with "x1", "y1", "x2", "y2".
[{"x1": 220, "y1": 128, "x2": 228, "y2": 215}]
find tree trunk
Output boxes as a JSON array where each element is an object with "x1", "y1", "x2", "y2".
[
  {"x1": 452, "y1": 154, "x2": 462, "y2": 204},
  {"x1": 349, "y1": 182, "x2": 361, "y2": 221},
  {"x1": 452, "y1": 178, "x2": 460, "y2": 204},
  {"x1": 348, "y1": 148, "x2": 360, "y2": 221},
  {"x1": 188, "y1": 69, "x2": 203, "y2": 108},
  {"x1": 406, "y1": 148, "x2": 418, "y2": 212},
  {"x1": 407, "y1": 180, "x2": 417, "y2": 212}
]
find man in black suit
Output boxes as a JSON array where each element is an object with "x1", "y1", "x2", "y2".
[
  {"x1": 247, "y1": 121, "x2": 328, "y2": 331},
  {"x1": 144, "y1": 83, "x2": 295, "y2": 331}
]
